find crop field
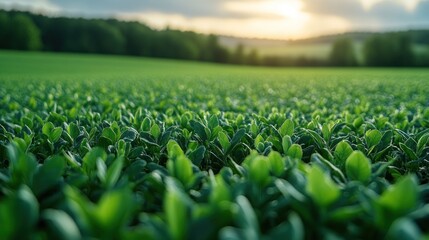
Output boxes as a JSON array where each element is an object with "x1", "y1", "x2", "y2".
[{"x1": 1, "y1": 50, "x2": 429, "y2": 239}]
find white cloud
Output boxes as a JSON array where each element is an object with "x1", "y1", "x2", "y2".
[
  {"x1": 0, "y1": 0, "x2": 60, "y2": 13},
  {"x1": 0, "y1": 0, "x2": 428, "y2": 39},
  {"x1": 117, "y1": 8, "x2": 349, "y2": 39}
]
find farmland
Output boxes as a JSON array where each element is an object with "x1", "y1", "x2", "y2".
[{"x1": 1, "y1": 50, "x2": 429, "y2": 239}]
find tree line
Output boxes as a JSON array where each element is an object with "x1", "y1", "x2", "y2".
[
  {"x1": 329, "y1": 34, "x2": 428, "y2": 67},
  {"x1": 0, "y1": 10, "x2": 428, "y2": 67}
]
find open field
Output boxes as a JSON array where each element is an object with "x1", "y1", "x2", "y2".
[
  {"x1": 239, "y1": 42, "x2": 427, "y2": 64},
  {"x1": 1, "y1": 51, "x2": 429, "y2": 239},
  {"x1": 220, "y1": 34, "x2": 429, "y2": 64}
]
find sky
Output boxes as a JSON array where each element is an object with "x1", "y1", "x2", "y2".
[{"x1": 1, "y1": 0, "x2": 429, "y2": 39}]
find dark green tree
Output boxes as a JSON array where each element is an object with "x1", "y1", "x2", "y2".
[
  {"x1": 205, "y1": 35, "x2": 230, "y2": 63},
  {"x1": 9, "y1": 14, "x2": 42, "y2": 50},
  {"x1": 246, "y1": 49, "x2": 260, "y2": 66},
  {"x1": 329, "y1": 38, "x2": 358, "y2": 66},
  {"x1": 117, "y1": 21, "x2": 153, "y2": 56},
  {"x1": 0, "y1": 12, "x2": 10, "y2": 48},
  {"x1": 232, "y1": 43, "x2": 245, "y2": 64},
  {"x1": 364, "y1": 33, "x2": 415, "y2": 67},
  {"x1": 90, "y1": 21, "x2": 125, "y2": 54}
]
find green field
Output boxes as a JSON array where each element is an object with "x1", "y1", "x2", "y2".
[
  {"x1": 1, "y1": 51, "x2": 429, "y2": 239},
  {"x1": 243, "y1": 41, "x2": 427, "y2": 64}
]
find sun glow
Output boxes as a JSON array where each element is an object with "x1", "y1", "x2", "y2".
[
  {"x1": 224, "y1": 0, "x2": 308, "y2": 21},
  {"x1": 360, "y1": 0, "x2": 420, "y2": 11}
]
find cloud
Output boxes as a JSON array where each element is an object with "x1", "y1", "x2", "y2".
[
  {"x1": 0, "y1": 0, "x2": 60, "y2": 12},
  {"x1": 1, "y1": 0, "x2": 428, "y2": 39},
  {"x1": 46, "y1": 0, "x2": 273, "y2": 19},
  {"x1": 415, "y1": 1, "x2": 429, "y2": 20},
  {"x1": 301, "y1": 0, "x2": 429, "y2": 27},
  {"x1": 303, "y1": 0, "x2": 364, "y2": 18}
]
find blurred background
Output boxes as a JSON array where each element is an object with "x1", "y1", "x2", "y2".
[{"x1": 1, "y1": 0, "x2": 429, "y2": 67}]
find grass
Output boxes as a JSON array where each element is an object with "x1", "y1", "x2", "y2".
[
  {"x1": 1, "y1": 49, "x2": 428, "y2": 79},
  {"x1": 1, "y1": 50, "x2": 429, "y2": 239}
]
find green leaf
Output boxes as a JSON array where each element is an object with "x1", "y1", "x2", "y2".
[
  {"x1": 176, "y1": 155, "x2": 194, "y2": 187},
  {"x1": 165, "y1": 181, "x2": 192, "y2": 240},
  {"x1": 96, "y1": 189, "x2": 134, "y2": 232},
  {"x1": 329, "y1": 205, "x2": 363, "y2": 221},
  {"x1": 235, "y1": 196, "x2": 259, "y2": 238},
  {"x1": 220, "y1": 227, "x2": 244, "y2": 240},
  {"x1": 150, "y1": 124, "x2": 161, "y2": 139},
  {"x1": 255, "y1": 134, "x2": 264, "y2": 148},
  {"x1": 282, "y1": 135, "x2": 292, "y2": 153},
  {"x1": 279, "y1": 119, "x2": 294, "y2": 137},
  {"x1": 32, "y1": 156, "x2": 66, "y2": 196},
  {"x1": 353, "y1": 116, "x2": 364, "y2": 129},
  {"x1": 64, "y1": 186, "x2": 97, "y2": 230},
  {"x1": 275, "y1": 179, "x2": 307, "y2": 202},
  {"x1": 190, "y1": 120, "x2": 208, "y2": 142},
  {"x1": 399, "y1": 143, "x2": 418, "y2": 160},
  {"x1": 83, "y1": 147, "x2": 107, "y2": 176},
  {"x1": 218, "y1": 131, "x2": 230, "y2": 152},
  {"x1": 0, "y1": 199, "x2": 14, "y2": 239},
  {"x1": 167, "y1": 140, "x2": 194, "y2": 187},
  {"x1": 50, "y1": 127, "x2": 63, "y2": 143},
  {"x1": 226, "y1": 128, "x2": 246, "y2": 154},
  {"x1": 378, "y1": 130, "x2": 393, "y2": 150},
  {"x1": 345, "y1": 151, "x2": 371, "y2": 183},
  {"x1": 265, "y1": 212, "x2": 303, "y2": 240},
  {"x1": 42, "y1": 122, "x2": 55, "y2": 137},
  {"x1": 209, "y1": 174, "x2": 231, "y2": 203},
  {"x1": 287, "y1": 144, "x2": 303, "y2": 160},
  {"x1": 306, "y1": 165, "x2": 340, "y2": 207},
  {"x1": 334, "y1": 141, "x2": 353, "y2": 163},
  {"x1": 13, "y1": 186, "x2": 39, "y2": 236},
  {"x1": 42, "y1": 122, "x2": 62, "y2": 143},
  {"x1": 268, "y1": 151, "x2": 285, "y2": 176},
  {"x1": 321, "y1": 123, "x2": 331, "y2": 141},
  {"x1": 417, "y1": 133, "x2": 429, "y2": 154},
  {"x1": 305, "y1": 129, "x2": 325, "y2": 149},
  {"x1": 121, "y1": 128, "x2": 138, "y2": 142},
  {"x1": 101, "y1": 127, "x2": 116, "y2": 143},
  {"x1": 385, "y1": 218, "x2": 421, "y2": 240},
  {"x1": 105, "y1": 155, "x2": 124, "y2": 188},
  {"x1": 96, "y1": 158, "x2": 107, "y2": 183},
  {"x1": 248, "y1": 156, "x2": 270, "y2": 186},
  {"x1": 378, "y1": 175, "x2": 418, "y2": 215},
  {"x1": 208, "y1": 115, "x2": 219, "y2": 129},
  {"x1": 211, "y1": 125, "x2": 223, "y2": 141},
  {"x1": 266, "y1": 135, "x2": 282, "y2": 152},
  {"x1": 141, "y1": 117, "x2": 152, "y2": 131},
  {"x1": 311, "y1": 153, "x2": 347, "y2": 183},
  {"x1": 250, "y1": 121, "x2": 259, "y2": 135},
  {"x1": 189, "y1": 145, "x2": 206, "y2": 166},
  {"x1": 167, "y1": 140, "x2": 184, "y2": 159},
  {"x1": 68, "y1": 123, "x2": 80, "y2": 139},
  {"x1": 42, "y1": 209, "x2": 81, "y2": 240},
  {"x1": 365, "y1": 129, "x2": 382, "y2": 148},
  {"x1": 7, "y1": 143, "x2": 38, "y2": 187}
]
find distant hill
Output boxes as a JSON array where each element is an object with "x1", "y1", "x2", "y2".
[
  {"x1": 219, "y1": 30, "x2": 429, "y2": 60},
  {"x1": 220, "y1": 30, "x2": 429, "y2": 47}
]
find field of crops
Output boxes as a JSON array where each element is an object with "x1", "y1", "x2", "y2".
[{"x1": 1, "y1": 50, "x2": 429, "y2": 239}]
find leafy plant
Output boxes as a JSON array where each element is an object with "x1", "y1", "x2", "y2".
[{"x1": 1, "y1": 53, "x2": 429, "y2": 239}]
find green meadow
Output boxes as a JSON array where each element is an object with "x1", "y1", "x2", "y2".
[{"x1": 1, "y1": 50, "x2": 429, "y2": 239}]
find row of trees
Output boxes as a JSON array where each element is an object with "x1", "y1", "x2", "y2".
[
  {"x1": 0, "y1": 12, "x2": 42, "y2": 50},
  {"x1": 0, "y1": 10, "x2": 260, "y2": 65},
  {"x1": 329, "y1": 33, "x2": 423, "y2": 67},
  {"x1": 0, "y1": 10, "x2": 427, "y2": 67}
]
